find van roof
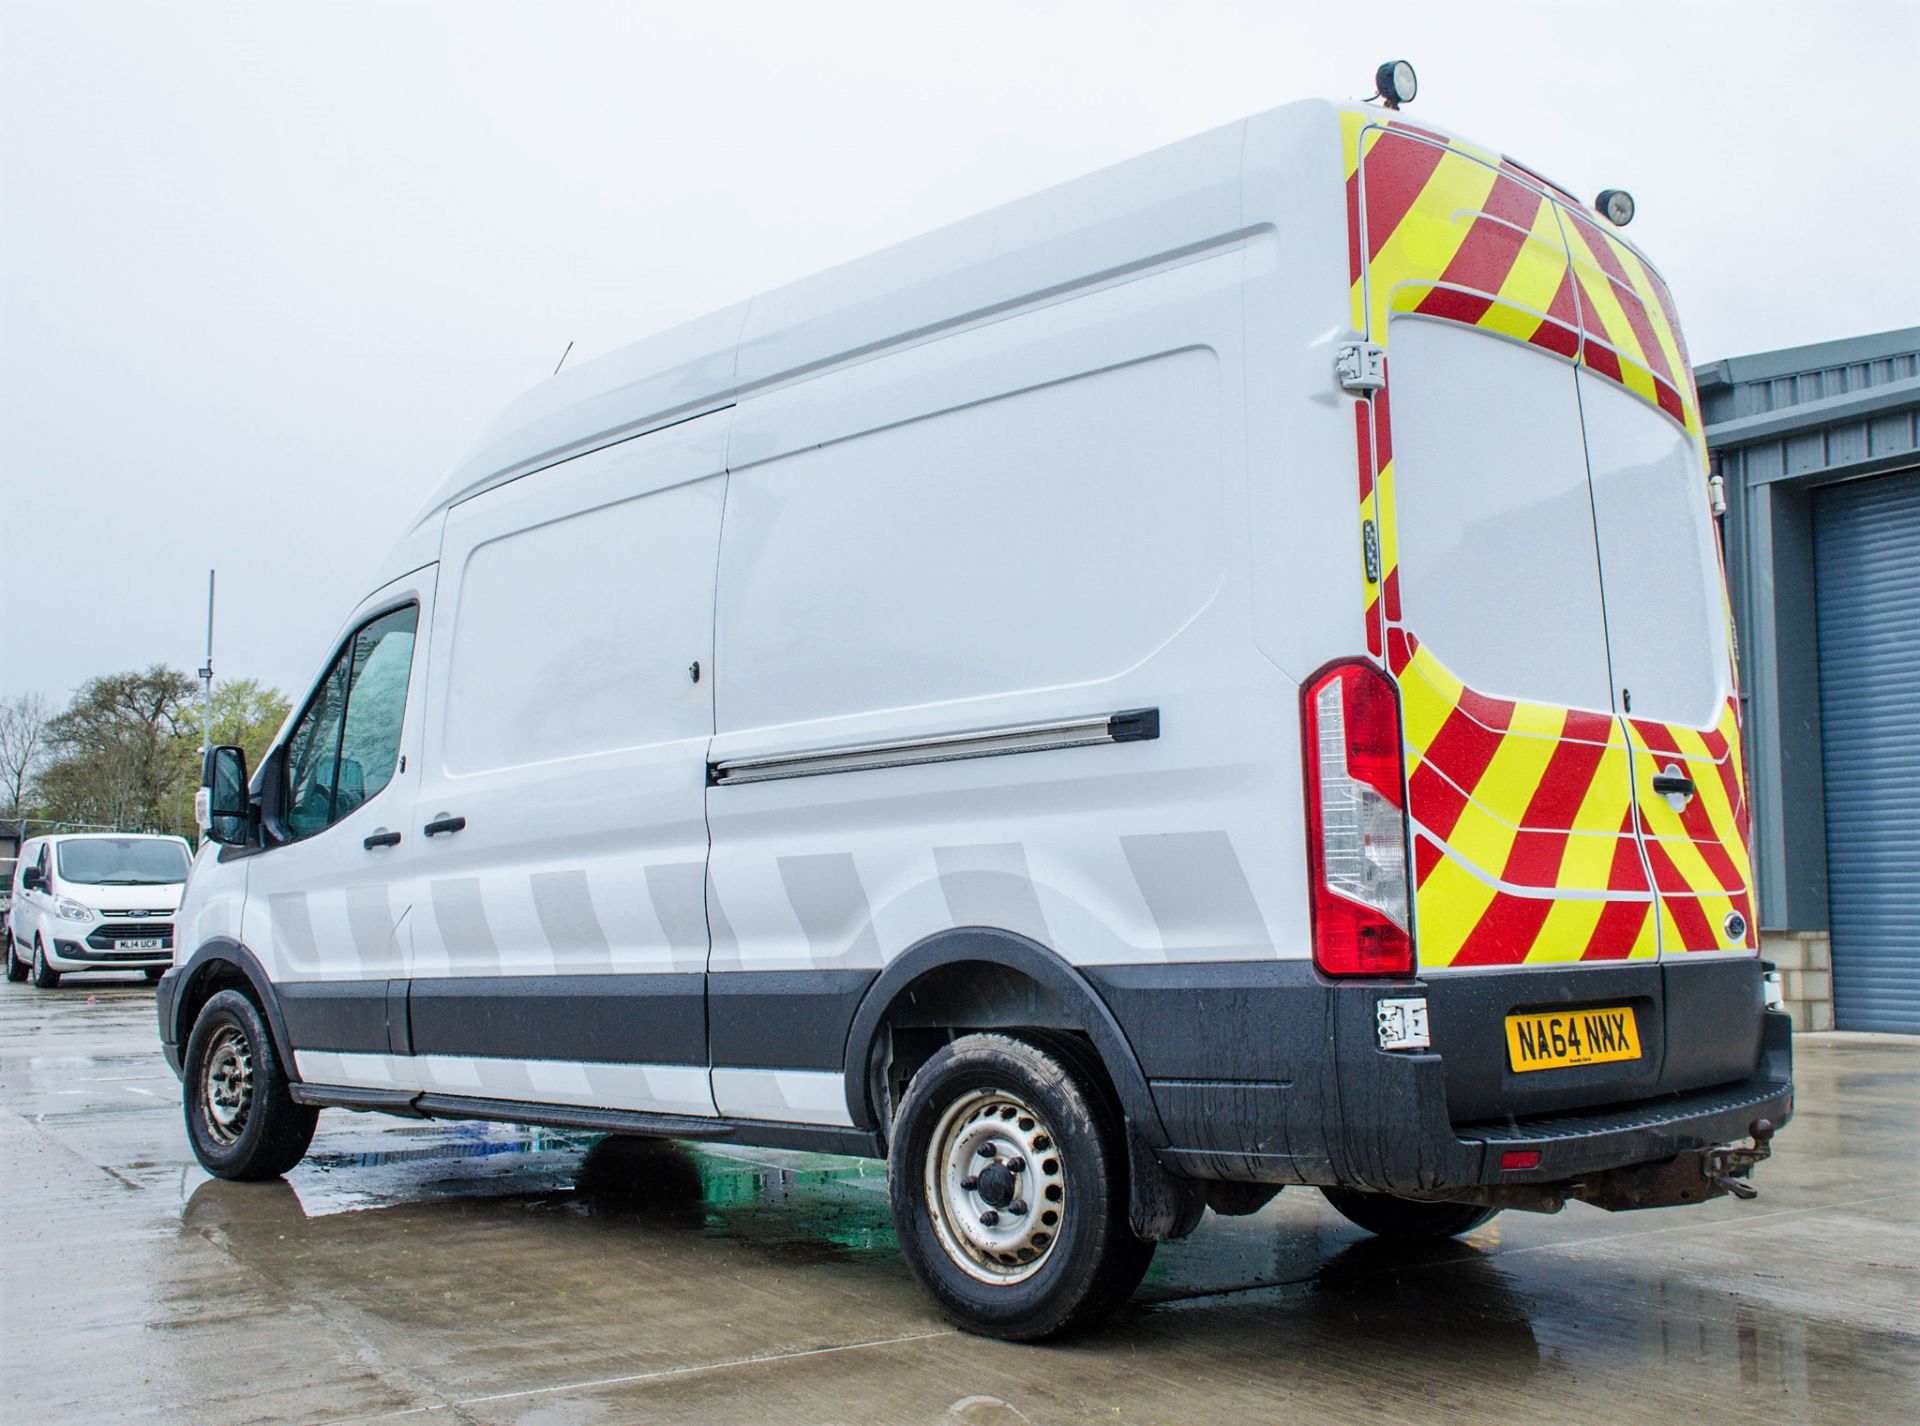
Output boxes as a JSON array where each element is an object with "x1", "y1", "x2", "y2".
[
  {"x1": 399, "y1": 99, "x2": 1320, "y2": 547},
  {"x1": 391, "y1": 97, "x2": 1647, "y2": 568}
]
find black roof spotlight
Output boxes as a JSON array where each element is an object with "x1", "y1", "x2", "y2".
[
  {"x1": 1596, "y1": 188, "x2": 1636, "y2": 226},
  {"x1": 1374, "y1": 60, "x2": 1417, "y2": 109}
]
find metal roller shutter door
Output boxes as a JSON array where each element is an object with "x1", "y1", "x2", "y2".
[{"x1": 1813, "y1": 467, "x2": 1920, "y2": 1033}]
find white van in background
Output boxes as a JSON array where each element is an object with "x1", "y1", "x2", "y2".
[
  {"x1": 159, "y1": 90, "x2": 1791, "y2": 1339},
  {"x1": 8, "y1": 834, "x2": 192, "y2": 987}
]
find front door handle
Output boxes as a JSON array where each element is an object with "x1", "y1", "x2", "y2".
[
  {"x1": 1651, "y1": 771, "x2": 1695, "y2": 798},
  {"x1": 363, "y1": 830, "x2": 402, "y2": 850},
  {"x1": 423, "y1": 815, "x2": 467, "y2": 837}
]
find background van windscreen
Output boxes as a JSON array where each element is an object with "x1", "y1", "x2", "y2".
[{"x1": 56, "y1": 838, "x2": 190, "y2": 885}]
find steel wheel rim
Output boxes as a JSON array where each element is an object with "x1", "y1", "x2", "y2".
[
  {"x1": 924, "y1": 1087, "x2": 1066, "y2": 1285},
  {"x1": 200, "y1": 1024, "x2": 255, "y2": 1147}
]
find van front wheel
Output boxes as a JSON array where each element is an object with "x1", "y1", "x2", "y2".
[
  {"x1": 1322, "y1": 1186, "x2": 1499, "y2": 1240},
  {"x1": 4, "y1": 937, "x2": 26, "y2": 983},
  {"x1": 183, "y1": 989, "x2": 317, "y2": 1181},
  {"x1": 888, "y1": 1032, "x2": 1153, "y2": 1341},
  {"x1": 30, "y1": 937, "x2": 60, "y2": 989}
]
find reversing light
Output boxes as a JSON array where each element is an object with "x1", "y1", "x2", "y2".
[
  {"x1": 1596, "y1": 188, "x2": 1635, "y2": 226},
  {"x1": 1300, "y1": 659, "x2": 1413, "y2": 976},
  {"x1": 1374, "y1": 60, "x2": 1418, "y2": 109}
]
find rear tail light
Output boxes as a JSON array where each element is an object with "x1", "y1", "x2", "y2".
[{"x1": 1301, "y1": 659, "x2": 1414, "y2": 976}]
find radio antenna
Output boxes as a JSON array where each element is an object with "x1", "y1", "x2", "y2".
[{"x1": 198, "y1": 569, "x2": 216, "y2": 761}]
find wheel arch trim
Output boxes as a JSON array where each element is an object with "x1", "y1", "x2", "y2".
[
  {"x1": 169, "y1": 938, "x2": 301, "y2": 1082},
  {"x1": 839, "y1": 927, "x2": 1170, "y2": 1148}
]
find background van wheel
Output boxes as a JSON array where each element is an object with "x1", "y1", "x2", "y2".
[
  {"x1": 183, "y1": 989, "x2": 317, "y2": 1181},
  {"x1": 4, "y1": 938, "x2": 26, "y2": 983},
  {"x1": 144, "y1": 967, "x2": 167, "y2": 983},
  {"x1": 887, "y1": 1031, "x2": 1153, "y2": 1341},
  {"x1": 1322, "y1": 1186, "x2": 1500, "y2": 1240},
  {"x1": 30, "y1": 937, "x2": 60, "y2": 989}
]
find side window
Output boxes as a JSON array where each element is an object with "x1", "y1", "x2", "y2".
[
  {"x1": 281, "y1": 605, "x2": 419, "y2": 840},
  {"x1": 334, "y1": 608, "x2": 416, "y2": 817},
  {"x1": 283, "y1": 648, "x2": 354, "y2": 840}
]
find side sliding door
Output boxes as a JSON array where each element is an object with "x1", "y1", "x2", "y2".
[{"x1": 406, "y1": 410, "x2": 729, "y2": 1117}]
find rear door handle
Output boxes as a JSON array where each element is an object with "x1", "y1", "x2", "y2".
[
  {"x1": 423, "y1": 815, "x2": 467, "y2": 837},
  {"x1": 363, "y1": 830, "x2": 402, "y2": 850},
  {"x1": 1651, "y1": 772, "x2": 1695, "y2": 797}
]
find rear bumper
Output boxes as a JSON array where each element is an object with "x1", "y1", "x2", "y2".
[{"x1": 1088, "y1": 958, "x2": 1792, "y2": 1197}]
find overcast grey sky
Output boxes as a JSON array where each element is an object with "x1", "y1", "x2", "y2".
[{"x1": 3, "y1": 0, "x2": 1916, "y2": 710}]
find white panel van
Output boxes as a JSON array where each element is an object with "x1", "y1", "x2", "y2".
[
  {"x1": 160, "y1": 94, "x2": 1791, "y2": 1339},
  {"x1": 9, "y1": 833, "x2": 192, "y2": 986}
]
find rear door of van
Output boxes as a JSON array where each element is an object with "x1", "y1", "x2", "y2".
[
  {"x1": 1560, "y1": 211, "x2": 1756, "y2": 958},
  {"x1": 1346, "y1": 120, "x2": 1661, "y2": 973},
  {"x1": 1347, "y1": 119, "x2": 1754, "y2": 976}
]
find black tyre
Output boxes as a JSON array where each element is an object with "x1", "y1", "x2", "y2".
[
  {"x1": 182, "y1": 989, "x2": 317, "y2": 1181},
  {"x1": 888, "y1": 1031, "x2": 1153, "y2": 1341},
  {"x1": 1321, "y1": 1186, "x2": 1499, "y2": 1240},
  {"x1": 4, "y1": 938, "x2": 26, "y2": 983},
  {"x1": 144, "y1": 967, "x2": 167, "y2": 983},
  {"x1": 30, "y1": 937, "x2": 60, "y2": 989}
]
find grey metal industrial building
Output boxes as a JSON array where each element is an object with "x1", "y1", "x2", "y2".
[{"x1": 1705, "y1": 326, "x2": 1920, "y2": 1034}]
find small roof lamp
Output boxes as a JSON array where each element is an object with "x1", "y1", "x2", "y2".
[
  {"x1": 1374, "y1": 60, "x2": 1418, "y2": 109},
  {"x1": 1596, "y1": 188, "x2": 1636, "y2": 226}
]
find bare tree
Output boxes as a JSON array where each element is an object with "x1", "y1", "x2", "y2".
[{"x1": 0, "y1": 691, "x2": 51, "y2": 820}]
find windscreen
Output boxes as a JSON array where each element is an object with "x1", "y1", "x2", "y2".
[{"x1": 55, "y1": 838, "x2": 190, "y2": 886}]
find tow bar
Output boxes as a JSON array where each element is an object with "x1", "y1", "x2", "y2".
[
  {"x1": 1574, "y1": 1117, "x2": 1778, "y2": 1213},
  {"x1": 1705, "y1": 1117, "x2": 1777, "y2": 1201}
]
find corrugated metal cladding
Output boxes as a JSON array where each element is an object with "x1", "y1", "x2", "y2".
[
  {"x1": 1702, "y1": 326, "x2": 1920, "y2": 1032},
  {"x1": 1812, "y1": 469, "x2": 1920, "y2": 1033}
]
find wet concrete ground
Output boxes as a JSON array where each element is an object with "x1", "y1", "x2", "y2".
[{"x1": 2, "y1": 974, "x2": 1914, "y2": 1426}]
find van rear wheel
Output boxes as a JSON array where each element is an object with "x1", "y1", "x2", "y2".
[
  {"x1": 4, "y1": 937, "x2": 26, "y2": 983},
  {"x1": 887, "y1": 1032, "x2": 1153, "y2": 1341},
  {"x1": 183, "y1": 989, "x2": 317, "y2": 1181},
  {"x1": 1321, "y1": 1186, "x2": 1499, "y2": 1240}
]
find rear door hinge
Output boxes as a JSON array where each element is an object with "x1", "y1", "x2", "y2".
[{"x1": 1336, "y1": 340, "x2": 1387, "y2": 393}]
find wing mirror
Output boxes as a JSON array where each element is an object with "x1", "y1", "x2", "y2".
[
  {"x1": 21, "y1": 866, "x2": 45, "y2": 891},
  {"x1": 201, "y1": 745, "x2": 254, "y2": 847}
]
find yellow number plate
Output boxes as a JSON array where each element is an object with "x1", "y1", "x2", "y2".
[{"x1": 1505, "y1": 1005, "x2": 1641, "y2": 1072}]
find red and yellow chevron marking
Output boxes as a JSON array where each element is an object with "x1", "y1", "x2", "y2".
[
  {"x1": 1629, "y1": 698, "x2": 1757, "y2": 953},
  {"x1": 1397, "y1": 639, "x2": 1657, "y2": 968},
  {"x1": 1339, "y1": 111, "x2": 1753, "y2": 968},
  {"x1": 1343, "y1": 115, "x2": 1582, "y2": 367}
]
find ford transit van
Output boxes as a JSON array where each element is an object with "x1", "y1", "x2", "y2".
[
  {"x1": 10, "y1": 833, "x2": 191, "y2": 986},
  {"x1": 158, "y1": 94, "x2": 1791, "y2": 1339}
]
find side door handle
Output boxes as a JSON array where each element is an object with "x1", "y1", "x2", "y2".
[
  {"x1": 363, "y1": 830, "x2": 402, "y2": 850},
  {"x1": 1651, "y1": 770, "x2": 1695, "y2": 798},
  {"x1": 423, "y1": 815, "x2": 467, "y2": 837}
]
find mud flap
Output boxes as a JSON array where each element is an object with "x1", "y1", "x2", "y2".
[{"x1": 1128, "y1": 1129, "x2": 1206, "y2": 1241}]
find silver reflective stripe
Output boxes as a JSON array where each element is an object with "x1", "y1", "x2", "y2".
[{"x1": 711, "y1": 708, "x2": 1158, "y2": 786}]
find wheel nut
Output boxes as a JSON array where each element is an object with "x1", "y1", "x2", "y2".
[
  {"x1": 980, "y1": 1209, "x2": 1000, "y2": 1226},
  {"x1": 1005, "y1": 1156, "x2": 1025, "y2": 1173},
  {"x1": 1008, "y1": 1199, "x2": 1028, "y2": 1216},
  {"x1": 960, "y1": 1175, "x2": 978, "y2": 1191},
  {"x1": 978, "y1": 1142, "x2": 997, "y2": 1157}
]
